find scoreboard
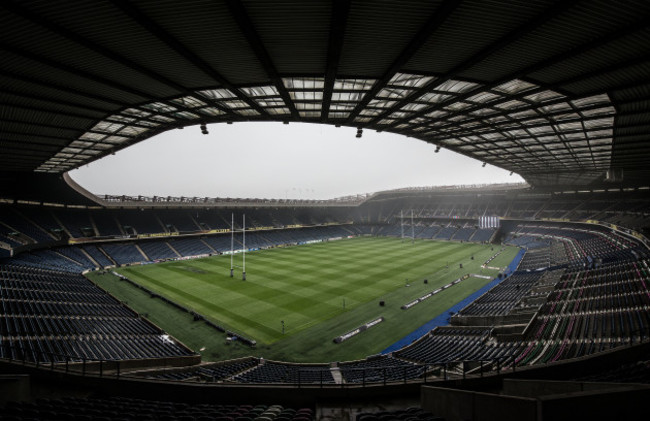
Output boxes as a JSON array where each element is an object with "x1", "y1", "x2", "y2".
[{"x1": 478, "y1": 216, "x2": 500, "y2": 229}]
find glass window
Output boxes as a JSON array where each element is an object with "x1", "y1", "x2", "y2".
[
  {"x1": 388, "y1": 73, "x2": 434, "y2": 88},
  {"x1": 198, "y1": 88, "x2": 236, "y2": 100},
  {"x1": 493, "y1": 79, "x2": 536, "y2": 94},
  {"x1": 334, "y1": 79, "x2": 376, "y2": 91},
  {"x1": 170, "y1": 96, "x2": 207, "y2": 108}
]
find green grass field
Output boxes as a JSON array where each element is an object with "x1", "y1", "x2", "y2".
[{"x1": 87, "y1": 236, "x2": 519, "y2": 362}]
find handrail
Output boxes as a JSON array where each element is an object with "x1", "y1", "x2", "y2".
[
  {"x1": 4, "y1": 335, "x2": 650, "y2": 387},
  {"x1": 0, "y1": 342, "x2": 518, "y2": 387}
]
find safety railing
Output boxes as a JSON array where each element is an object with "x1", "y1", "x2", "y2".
[{"x1": 0, "y1": 344, "x2": 521, "y2": 387}]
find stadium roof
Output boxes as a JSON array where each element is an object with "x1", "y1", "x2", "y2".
[{"x1": 1, "y1": 0, "x2": 650, "y2": 191}]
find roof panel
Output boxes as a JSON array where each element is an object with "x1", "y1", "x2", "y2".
[
  {"x1": 0, "y1": 3, "x2": 181, "y2": 98},
  {"x1": 242, "y1": 0, "x2": 330, "y2": 75},
  {"x1": 406, "y1": 0, "x2": 554, "y2": 76},
  {"x1": 138, "y1": 0, "x2": 269, "y2": 85},
  {"x1": 0, "y1": 0, "x2": 648, "y2": 185},
  {"x1": 339, "y1": 0, "x2": 441, "y2": 75}
]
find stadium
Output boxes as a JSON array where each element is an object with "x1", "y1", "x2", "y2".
[{"x1": 1, "y1": 1, "x2": 650, "y2": 420}]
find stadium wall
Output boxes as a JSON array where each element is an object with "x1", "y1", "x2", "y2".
[
  {"x1": 421, "y1": 381, "x2": 650, "y2": 421},
  {"x1": 0, "y1": 359, "x2": 421, "y2": 407}
]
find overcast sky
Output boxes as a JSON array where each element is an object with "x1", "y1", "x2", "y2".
[{"x1": 69, "y1": 122, "x2": 525, "y2": 200}]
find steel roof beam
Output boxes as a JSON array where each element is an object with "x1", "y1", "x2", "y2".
[
  {"x1": 344, "y1": 0, "x2": 461, "y2": 124},
  {"x1": 224, "y1": 0, "x2": 299, "y2": 118},
  {"x1": 321, "y1": 0, "x2": 351, "y2": 122},
  {"x1": 1, "y1": 1, "x2": 192, "y2": 95},
  {"x1": 0, "y1": 87, "x2": 116, "y2": 118},
  {"x1": 0, "y1": 70, "x2": 126, "y2": 112},
  {"x1": 0, "y1": 133, "x2": 71, "y2": 147},
  {"x1": 421, "y1": 114, "x2": 615, "y2": 139},
  {"x1": 367, "y1": 0, "x2": 582, "y2": 127},
  {"x1": 0, "y1": 42, "x2": 238, "y2": 123},
  {"x1": 0, "y1": 42, "x2": 152, "y2": 103},
  {"x1": 419, "y1": 100, "x2": 642, "y2": 139},
  {"x1": 0, "y1": 0, "x2": 240, "y2": 169},
  {"x1": 553, "y1": 54, "x2": 650, "y2": 90},
  {"x1": 108, "y1": 0, "x2": 263, "y2": 118},
  {"x1": 392, "y1": 89, "x2": 605, "y2": 135},
  {"x1": 415, "y1": 15, "x2": 650, "y2": 122},
  {"x1": 0, "y1": 102, "x2": 96, "y2": 126},
  {"x1": 0, "y1": 118, "x2": 86, "y2": 134}
]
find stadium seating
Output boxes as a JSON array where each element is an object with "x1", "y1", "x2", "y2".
[
  {"x1": 53, "y1": 246, "x2": 97, "y2": 268},
  {"x1": 15, "y1": 207, "x2": 65, "y2": 239},
  {"x1": 0, "y1": 194, "x2": 649, "y2": 386},
  {"x1": 0, "y1": 265, "x2": 193, "y2": 363},
  {"x1": 355, "y1": 408, "x2": 443, "y2": 421},
  {"x1": 201, "y1": 235, "x2": 234, "y2": 253},
  {"x1": 169, "y1": 237, "x2": 214, "y2": 257},
  {"x1": 6, "y1": 249, "x2": 89, "y2": 272},
  {"x1": 91, "y1": 210, "x2": 124, "y2": 237},
  {"x1": 115, "y1": 210, "x2": 165, "y2": 235},
  {"x1": 99, "y1": 243, "x2": 148, "y2": 266},
  {"x1": 433, "y1": 226, "x2": 458, "y2": 240},
  {"x1": 418, "y1": 225, "x2": 441, "y2": 239},
  {"x1": 0, "y1": 207, "x2": 53, "y2": 244},
  {"x1": 139, "y1": 241, "x2": 178, "y2": 261},
  {"x1": 457, "y1": 272, "x2": 543, "y2": 316},
  {"x1": 157, "y1": 210, "x2": 202, "y2": 233},
  {"x1": 143, "y1": 358, "x2": 260, "y2": 382},
  {"x1": 339, "y1": 356, "x2": 423, "y2": 383},
  {"x1": 234, "y1": 360, "x2": 335, "y2": 384},
  {"x1": 470, "y1": 228, "x2": 495, "y2": 243},
  {"x1": 82, "y1": 245, "x2": 115, "y2": 267},
  {"x1": 450, "y1": 227, "x2": 475, "y2": 242},
  {"x1": 1, "y1": 189, "x2": 647, "y2": 254},
  {"x1": 53, "y1": 208, "x2": 95, "y2": 238},
  {"x1": 0, "y1": 396, "x2": 315, "y2": 421},
  {"x1": 394, "y1": 327, "x2": 521, "y2": 365}
]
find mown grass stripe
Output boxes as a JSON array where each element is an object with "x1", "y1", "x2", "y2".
[{"x1": 109, "y1": 237, "x2": 518, "y2": 350}]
